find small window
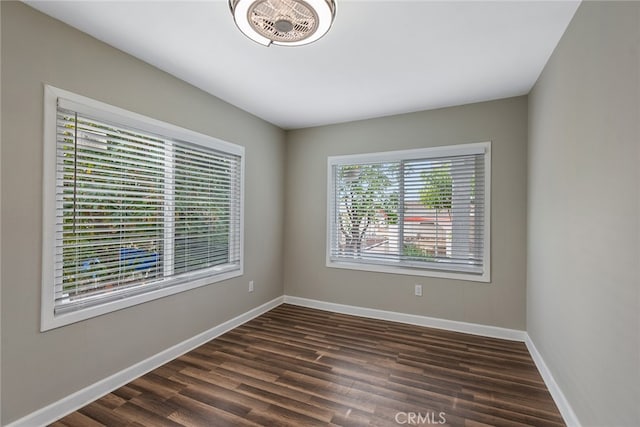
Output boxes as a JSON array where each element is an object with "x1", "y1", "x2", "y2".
[
  {"x1": 327, "y1": 143, "x2": 490, "y2": 282},
  {"x1": 41, "y1": 86, "x2": 244, "y2": 330}
]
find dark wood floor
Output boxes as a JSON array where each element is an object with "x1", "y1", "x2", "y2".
[{"x1": 51, "y1": 304, "x2": 564, "y2": 427}]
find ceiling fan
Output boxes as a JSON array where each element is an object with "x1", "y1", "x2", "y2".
[{"x1": 229, "y1": 0, "x2": 337, "y2": 47}]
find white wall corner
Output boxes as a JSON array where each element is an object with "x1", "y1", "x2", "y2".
[
  {"x1": 524, "y1": 334, "x2": 582, "y2": 427},
  {"x1": 0, "y1": 2, "x2": 3, "y2": 423}
]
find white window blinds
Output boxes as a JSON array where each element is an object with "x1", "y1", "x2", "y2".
[
  {"x1": 327, "y1": 143, "x2": 490, "y2": 281},
  {"x1": 43, "y1": 87, "x2": 244, "y2": 328}
]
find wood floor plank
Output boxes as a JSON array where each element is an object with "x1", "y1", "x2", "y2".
[
  {"x1": 51, "y1": 304, "x2": 564, "y2": 426},
  {"x1": 78, "y1": 401, "x2": 135, "y2": 426},
  {"x1": 166, "y1": 394, "x2": 261, "y2": 427},
  {"x1": 50, "y1": 411, "x2": 105, "y2": 427},
  {"x1": 112, "y1": 400, "x2": 183, "y2": 427}
]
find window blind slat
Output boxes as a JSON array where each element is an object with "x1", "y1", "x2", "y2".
[
  {"x1": 328, "y1": 145, "x2": 489, "y2": 278},
  {"x1": 54, "y1": 106, "x2": 242, "y2": 313}
]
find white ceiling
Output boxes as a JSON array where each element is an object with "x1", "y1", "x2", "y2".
[{"x1": 25, "y1": 0, "x2": 580, "y2": 130}]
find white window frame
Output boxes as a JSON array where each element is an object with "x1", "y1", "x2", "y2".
[
  {"x1": 326, "y1": 142, "x2": 491, "y2": 282},
  {"x1": 41, "y1": 85, "x2": 245, "y2": 331}
]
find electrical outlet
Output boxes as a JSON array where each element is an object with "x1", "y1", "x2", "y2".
[
  {"x1": 414, "y1": 284, "x2": 423, "y2": 297},
  {"x1": 249, "y1": 280, "x2": 254, "y2": 293}
]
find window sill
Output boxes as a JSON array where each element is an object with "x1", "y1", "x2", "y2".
[
  {"x1": 326, "y1": 259, "x2": 490, "y2": 283},
  {"x1": 41, "y1": 267, "x2": 242, "y2": 331}
]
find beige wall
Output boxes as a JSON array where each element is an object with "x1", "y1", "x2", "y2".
[
  {"x1": 0, "y1": 2, "x2": 285, "y2": 423},
  {"x1": 284, "y1": 97, "x2": 528, "y2": 330},
  {"x1": 6, "y1": 0, "x2": 638, "y2": 425},
  {"x1": 528, "y1": 2, "x2": 640, "y2": 426}
]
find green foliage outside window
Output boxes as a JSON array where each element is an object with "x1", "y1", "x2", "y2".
[
  {"x1": 337, "y1": 164, "x2": 398, "y2": 257},
  {"x1": 61, "y1": 113, "x2": 231, "y2": 297}
]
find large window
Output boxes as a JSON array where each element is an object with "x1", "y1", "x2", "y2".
[
  {"x1": 327, "y1": 143, "x2": 490, "y2": 282},
  {"x1": 41, "y1": 86, "x2": 244, "y2": 330}
]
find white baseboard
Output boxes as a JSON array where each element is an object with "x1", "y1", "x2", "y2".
[
  {"x1": 525, "y1": 334, "x2": 582, "y2": 427},
  {"x1": 8, "y1": 295, "x2": 579, "y2": 427},
  {"x1": 284, "y1": 296, "x2": 580, "y2": 427},
  {"x1": 283, "y1": 295, "x2": 526, "y2": 341},
  {"x1": 6, "y1": 296, "x2": 284, "y2": 427}
]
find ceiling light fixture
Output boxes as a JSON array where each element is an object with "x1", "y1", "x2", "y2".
[{"x1": 229, "y1": 0, "x2": 336, "y2": 47}]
